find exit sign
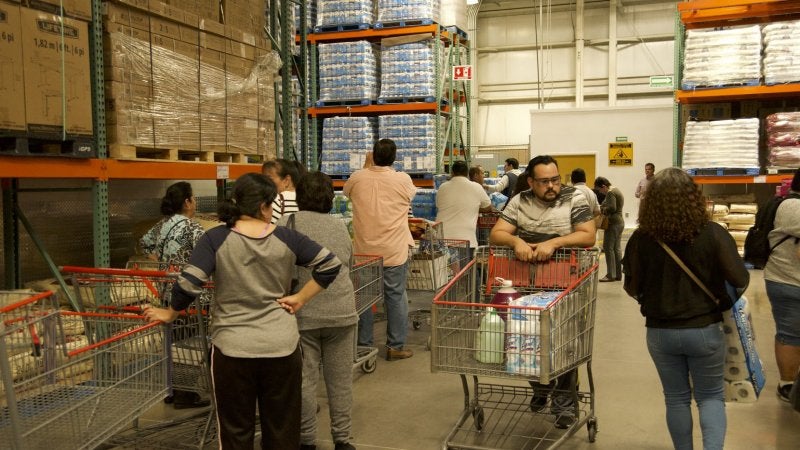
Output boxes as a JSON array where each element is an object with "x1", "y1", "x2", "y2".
[
  {"x1": 453, "y1": 65, "x2": 473, "y2": 81},
  {"x1": 649, "y1": 75, "x2": 673, "y2": 88}
]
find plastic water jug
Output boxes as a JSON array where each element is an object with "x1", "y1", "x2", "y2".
[
  {"x1": 491, "y1": 278, "x2": 520, "y2": 321},
  {"x1": 476, "y1": 308, "x2": 505, "y2": 364}
]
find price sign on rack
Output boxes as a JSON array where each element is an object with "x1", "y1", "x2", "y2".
[{"x1": 452, "y1": 65, "x2": 473, "y2": 81}]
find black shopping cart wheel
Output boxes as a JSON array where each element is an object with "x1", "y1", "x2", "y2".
[
  {"x1": 413, "y1": 320, "x2": 422, "y2": 330},
  {"x1": 587, "y1": 417, "x2": 598, "y2": 443},
  {"x1": 361, "y1": 356, "x2": 377, "y2": 374},
  {"x1": 472, "y1": 405, "x2": 484, "y2": 431}
]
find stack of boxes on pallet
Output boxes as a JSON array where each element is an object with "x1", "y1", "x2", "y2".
[
  {"x1": 680, "y1": 21, "x2": 800, "y2": 173},
  {"x1": 0, "y1": 1, "x2": 92, "y2": 151},
  {"x1": 104, "y1": 0, "x2": 276, "y2": 161}
]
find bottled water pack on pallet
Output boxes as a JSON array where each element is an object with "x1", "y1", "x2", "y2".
[
  {"x1": 320, "y1": 116, "x2": 378, "y2": 175},
  {"x1": 318, "y1": 41, "x2": 379, "y2": 102},
  {"x1": 379, "y1": 114, "x2": 442, "y2": 173}
]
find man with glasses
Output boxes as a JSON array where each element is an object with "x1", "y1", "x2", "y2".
[{"x1": 489, "y1": 154, "x2": 595, "y2": 429}]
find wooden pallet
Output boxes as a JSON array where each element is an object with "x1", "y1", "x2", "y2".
[
  {"x1": 109, "y1": 144, "x2": 263, "y2": 164},
  {"x1": 0, "y1": 132, "x2": 94, "y2": 158}
]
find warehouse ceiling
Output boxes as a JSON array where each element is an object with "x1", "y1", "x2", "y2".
[{"x1": 478, "y1": 0, "x2": 679, "y2": 14}]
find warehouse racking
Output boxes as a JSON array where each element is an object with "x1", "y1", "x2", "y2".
[{"x1": 674, "y1": 0, "x2": 800, "y2": 186}]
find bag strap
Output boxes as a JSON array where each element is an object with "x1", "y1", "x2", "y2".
[
  {"x1": 157, "y1": 218, "x2": 188, "y2": 261},
  {"x1": 657, "y1": 240, "x2": 718, "y2": 305}
]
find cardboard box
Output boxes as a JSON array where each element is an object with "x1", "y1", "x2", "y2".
[
  {"x1": 104, "y1": 2, "x2": 150, "y2": 31},
  {"x1": 199, "y1": 30, "x2": 225, "y2": 52},
  {"x1": 199, "y1": 48, "x2": 225, "y2": 115},
  {"x1": 226, "y1": 39, "x2": 254, "y2": 60},
  {"x1": 30, "y1": 0, "x2": 91, "y2": 21},
  {"x1": 226, "y1": 115, "x2": 258, "y2": 154},
  {"x1": 199, "y1": 112, "x2": 226, "y2": 151},
  {"x1": 199, "y1": 16, "x2": 224, "y2": 36},
  {"x1": 150, "y1": 15, "x2": 181, "y2": 41},
  {"x1": 407, "y1": 253, "x2": 449, "y2": 290},
  {"x1": 21, "y1": 6, "x2": 92, "y2": 136},
  {"x1": 0, "y1": 2, "x2": 25, "y2": 130}
]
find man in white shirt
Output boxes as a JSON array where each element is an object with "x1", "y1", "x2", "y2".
[
  {"x1": 484, "y1": 158, "x2": 524, "y2": 198},
  {"x1": 436, "y1": 161, "x2": 494, "y2": 250},
  {"x1": 570, "y1": 168, "x2": 600, "y2": 217},
  {"x1": 635, "y1": 162, "x2": 655, "y2": 199}
]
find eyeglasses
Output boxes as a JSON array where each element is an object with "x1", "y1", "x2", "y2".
[{"x1": 533, "y1": 176, "x2": 561, "y2": 186}]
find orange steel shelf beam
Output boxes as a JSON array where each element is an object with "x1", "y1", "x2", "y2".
[
  {"x1": 0, "y1": 156, "x2": 261, "y2": 180},
  {"x1": 676, "y1": 84, "x2": 800, "y2": 103},
  {"x1": 679, "y1": 0, "x2": 800, "y2": 28},
  {"x1": 309, "y1": 103, "x2": 449, "y2": 117},
  {"x1": 309, "y1": 25, "x2": 452, "y2": 43},
  {"x1": 694, "y1": 174, "x2": 791, "y2": 185}
]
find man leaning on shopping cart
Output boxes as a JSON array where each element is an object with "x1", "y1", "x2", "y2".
[{"x1": 489, "y1": 154, "x2": 596, "y2": 429}]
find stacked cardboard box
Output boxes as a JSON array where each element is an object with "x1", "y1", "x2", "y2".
[
  {"x1": 103, "y1": 0, "x2": 275, "y2": 158},
  {"x1": 0, "y1": 2, "x2": 93, "y2": 137}
]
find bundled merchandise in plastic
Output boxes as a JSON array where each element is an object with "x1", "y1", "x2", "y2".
[
  {"x1": 379, "y1": 114, "x2": 440, "y2": 172},
  {"x1": 765, "y1": 112, "x2": 800, "y2": 168},
  {"x1": 318, "y1": 41, "x2": 379, "y2": 102},
  {"x1": 682, "y1": 119, "x2": 759, "y2": 169},
  {"x1": 316, "y1": 0, "x2": 374, "y2": 28},
  {"x1": 295, "y1": 0, "x2": 317, "y2": 31},
  {"x1": 377, "y1": 0, "x2": 440, "y2": 24},
  {"x1": 320, "y1": 116, "x2": 378, "y2": 174},
  {"x1": 682, "y1": 25, "x2": 762, "y2": 89},
  {"x1": 439, "y1": 0, "x2": 467, "y2": 31},
  {"x1": 763, "y1": 20, "x2": 800, "y2": 85},
  {"x1": 379, "y1": 37, "x2": 441, "y2": 100},
  {"x1": 412, "y1": 189, "x2": 437, "y2": 220}
]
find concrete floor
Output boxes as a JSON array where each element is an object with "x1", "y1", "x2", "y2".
[
  {"x1": 125, "y1": 258, "x2": 799, "y2": 450},
  {"x1": 309, "y1": 266, "x2": 799, "y2": 450}
]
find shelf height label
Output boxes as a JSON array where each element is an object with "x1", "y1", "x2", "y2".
[{"x1": 453, "y1": 65, "x2": 473, "y2": 81}]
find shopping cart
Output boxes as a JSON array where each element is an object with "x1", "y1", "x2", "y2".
[
  {"x1": 0, "y1": 291, "x2": 167, "y2": 450},
  {"x1": 431, "y1": 247, "x2": 600, "y2": 449},
  {"x1": 476, "y1": 211, "x2": 501, "y2": 246},
  {"x1": 60, "y1": 266, "x2": 213, "y2": 401},
  {"x1": 351, "y1": 255, "x2": 383, "y2": 374},
  {"x1": 407, "y1": 218, "x2": 471, "y2": 333}
]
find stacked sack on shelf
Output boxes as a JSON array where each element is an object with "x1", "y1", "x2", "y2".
[
  {"x1": 379, "y1": 114, "x2": 441, "y2": 173},
  {"x1": 681, "y1": 25, "x2": 762, "y2": 89},
  {"x1": 682, "y1": 119, "x2": 760, "y2": 170},
  {"x1": 712, "y1": 202, "x2": 758, "y2": 255},
  {"x1": 320, "y1": 116, "x2": 378, "y2": 175},
  {"x1": 318, "y1": 41, "x2": 379, "y2": 103},
  {"x1": 763, "y1": 20, "x2": 800, "y2": 85},
  {"x1": 765, "y1": 112, "x2": 800, "y2": 168},
  {"x1": 723, "y1": 297, "x2": 766, "y2": 402}
]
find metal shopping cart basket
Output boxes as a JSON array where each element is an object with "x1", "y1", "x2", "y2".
[
  {"x1": 60, "y1": 266, "x2": 213, "y2": 401},
  {"x1": 476, "y1": 211, "x2": 501, "y2": 246},
  {"x1": 407, "y1": 218, "x2": 471, "y2": 333},
  {"x1": 0, "y1": 291, "x2": 167, "y2": 450},
  {"x1": 431, "y1": 247, "x2": 600, "y2": 449},
  {"x1": 351, "y1": 255, "x2": 383, "y2": 374}
]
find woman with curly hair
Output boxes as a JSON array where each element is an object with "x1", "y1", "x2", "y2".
[{"x1": 622, "y1": 168, "x2": 749, "y2": 450}]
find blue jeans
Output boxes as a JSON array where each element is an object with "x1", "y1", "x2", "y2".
[
  {"x1": 765, "y1": 279, "x2": 800, "y2": 346},
  {"x1": 358, "y1": 262, "x2": 409, "y2": 349},
  {"x1": 647, "y1": 324, "x2": 726, "y2": 450},
  {"x1": 603, "y1": 221, "x2": 623, "y2": 279}
]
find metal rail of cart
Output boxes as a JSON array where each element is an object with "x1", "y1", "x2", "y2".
[
  {"x1": 60, "y1": 266, "x2": 213, "y2": 402},
  {"x1": 0, "y1": 291, "x2": 167, "y2": 450},
  {"x1": 476, "y1": 211, "x2": 501, "y2": 247},
  {"x1": 407, "y1": 218, "x2": 472, "y2": 335},
  {"x1": 431, "y1": 247, "x2": 600, "y2": 449},
  {"x1": 351, "y1": 255, "x2": 383, "y2": 374}
]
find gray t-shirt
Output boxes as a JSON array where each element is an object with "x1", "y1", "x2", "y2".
[
  {"x1": 171, "y1": 225, "x2": 342, "y2": 358},
  {"x1": 500, "y1": 185, "x2": 593, "y2": 241},
  {"x1": 765, "y1": 195, "x2": 800, "y2": 287}
]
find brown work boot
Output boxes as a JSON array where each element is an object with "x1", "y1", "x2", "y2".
[{"x1": 386, "y1": 347, "x2": 414, "y2": 361}]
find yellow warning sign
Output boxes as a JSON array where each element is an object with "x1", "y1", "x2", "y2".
[{"x1": 608, "y1": 142, "x2": 633, "y2": 166}]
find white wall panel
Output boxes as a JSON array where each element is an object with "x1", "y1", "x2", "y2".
[{"x1": 617, "y1": 41, "x2": 674, "y2": 78}]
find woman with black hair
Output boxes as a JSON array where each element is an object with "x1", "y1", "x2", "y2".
[
  {"x1": 139, "y1": 181, "x2": 205, "y2": 265},
  {"x1": 262, "y1": 158, "x2": 307, "y2": 224},
  {"x1": 279, "y1": 171, "x2": 358, "y2": 450},
  {"x1": 144, "y1": 173, "x2": 342, "y2": 450}
]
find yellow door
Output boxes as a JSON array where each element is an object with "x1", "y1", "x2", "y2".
[{"x1": 550, "y1": 154, "x2": 596, "y2": 186}]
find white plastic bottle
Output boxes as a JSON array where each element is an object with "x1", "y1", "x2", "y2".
[{"x1": 476, "y1": 307, "x2": 505, "y2": 364}]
